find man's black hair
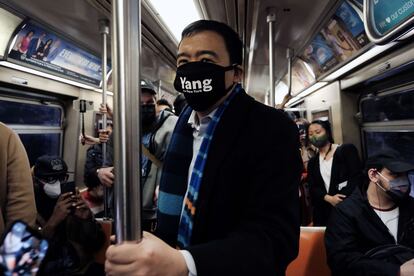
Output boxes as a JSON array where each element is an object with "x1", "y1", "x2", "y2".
[
  {"x1": 181, "y1": 20, "x2": 243, "y2": 65},
  {"x1": 305, "y1": 120, "x2": 335, "y2": 145},
  {"x1": 156, "y1": 98, "x2": 172, "y2": 109}
]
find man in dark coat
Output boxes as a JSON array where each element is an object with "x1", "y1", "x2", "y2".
[
  {"x1": 105, "y1": 20, "x2": 302, "y2": 276},
  {"x1": 325, "y1": 149, "x2": 414, "y2": 276}
]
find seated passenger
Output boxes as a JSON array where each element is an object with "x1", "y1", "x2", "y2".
[
  {"x1": 32, "y1": 155, "x2": 105, "y2": 275},
  {"x1": 306, "y1": 120, "x2": 362, "y2": 226},
  {"x1": 325, "y1": 149, "x2": 414, "y2": 276},
  {"x1": 84, "y1": 130, "x2": 114, "y2": 217},
  {"x1": 0, "y1": 122, "x2": 37, "y2": 237}
]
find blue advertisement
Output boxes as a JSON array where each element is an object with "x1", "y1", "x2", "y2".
[
  {"x1": 7, "y1": 21, "x2": 105, "y2": 86},
  {"x1": 302, "y1": 33, "x2": 339, "y2": 75},
  {"x1": 335, "y1": 1, "x2": 369, "y2": 47},
  {"x1": 371, "y1": 0, "x2": 414, "y2": 35}
]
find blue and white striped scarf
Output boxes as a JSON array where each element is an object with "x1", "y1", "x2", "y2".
[{"x1": 156, "y1": 84, "x2": 241, "y2": 248}]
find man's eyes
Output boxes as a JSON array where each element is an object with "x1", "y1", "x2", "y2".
[
  {"x1": 177, "y1": 57, "x2": 215, "y2": 66},
  {"x1": 177, "y1": 59, "x2": 188, "y2": 66},
  {"x1": 200, "y1": 58, "x2": 214, "y2": 63}
]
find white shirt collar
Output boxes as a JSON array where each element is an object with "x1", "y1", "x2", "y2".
[{"x1": 188, "y1": 108, "x2": 218, "y2": 132}]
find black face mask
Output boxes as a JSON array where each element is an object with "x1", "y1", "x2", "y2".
[
  {"x1": 141, "y1": 104, "x2": 156, "y2": 126},
  {"x1": 174, "y1": 61, "x2": 236, "y2": 112}
]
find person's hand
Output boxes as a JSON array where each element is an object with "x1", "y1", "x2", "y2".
[
  {"x1": 100, "y1": 103, "x2": 113, "y2": 118},
  {"x1": 401, "y1": 258, "x2": 414, "y2": 276},
  {"x1": 98, "y1": 129, "x2": 111, "y2": 143},
  {"x1": 105, "y1": 232, "x2": 188, "y2": 276},
  {"x1": 49, "y1": 192, "x2": 75, "y2": 226},
  {"x1": 324, "y1": 194, "x2": 346, "y2": 206},
  {"x1": 98, "y1": 167, "x2": 114, "y2": 188},
  {"x1": 80, "y1": 134, "x2": 100, "y2": 145},
  {"x1": 72, "y1": 193, "x2": 93, "y2": 220}
]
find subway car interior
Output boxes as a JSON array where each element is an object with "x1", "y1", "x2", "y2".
[{"x1": 0, "y1": 0, "x2": 414, "y2": 275}]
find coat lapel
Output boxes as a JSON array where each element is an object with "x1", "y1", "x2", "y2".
[
  {"x1": 195, "y1": 92, "x2": 255, "y2": 216},
  {"x1": 328, "y1": 151, "x2": 339, "y2": 194}
]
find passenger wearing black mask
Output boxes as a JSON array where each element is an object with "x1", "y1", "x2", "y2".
[
  {"x1": 325, "y1": 149, "x2": 414, "y2": 276},
  {"x1": 85, "y1": 85, "x2": 177, "y2": 227},
  {"x1": 106, "y1": 20, "x2": 302, "y2": 276},
  {"x1": 140, "y1": 83, "x2": 178, "y2": 231},
  {"x1": 306, "y1": 120, "x2": 362, "y2": 226}
]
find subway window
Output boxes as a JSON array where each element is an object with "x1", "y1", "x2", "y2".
[{"x1": 0, "y1": 96, "x2": 64, "y2": 165}]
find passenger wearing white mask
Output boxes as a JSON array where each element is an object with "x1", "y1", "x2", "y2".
[
  {"x1": 32, "y1": 155, "x2": 78, "y2": 238},
  {"x1": 32, "y1": 155, "x2": 106, "y2": 274}
]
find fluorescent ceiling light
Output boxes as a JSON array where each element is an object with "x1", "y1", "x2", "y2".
[
  {"x1": 148, "y1": 0, "x2": 202, "y2": 42},
  {"x1": 322, "y1": 43, "x2": 395, "y2": 82},
  {"x1": 286, "y1": 81, "x2": 328, "y2": 106},
  {"x1": 0, "y1": 61, "x2": 101, "y2": 91}
]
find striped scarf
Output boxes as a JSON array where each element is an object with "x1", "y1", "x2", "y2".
[{"x1": 156, "y1": 84, "x2": 241, "y2": 247}]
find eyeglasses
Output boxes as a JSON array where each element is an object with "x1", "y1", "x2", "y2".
[{"x1": 36, "y1": 174, "x2": 69, "y2": 184}]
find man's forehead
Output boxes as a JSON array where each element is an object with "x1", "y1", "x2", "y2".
[{"x1": 177, "y1": 31, "x2": 227, "y2": 56}]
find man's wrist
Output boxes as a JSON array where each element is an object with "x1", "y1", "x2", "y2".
[{"x1": 179, "y1": 250, "x2": 197, "y2": 276}]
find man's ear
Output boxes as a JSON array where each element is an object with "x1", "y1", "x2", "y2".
[
  {"x1": 368, "y1": 168, "x2": 379, "y2": 183},
  {"x1": 233, "y1": 65, "x2": 244, "y2": 82}
]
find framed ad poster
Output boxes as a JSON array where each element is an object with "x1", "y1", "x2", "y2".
[{"x1": 311, "y1": 108, "x2": 331, "y2": 123}]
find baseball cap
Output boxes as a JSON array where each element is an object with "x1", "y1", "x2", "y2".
[
  {"x1": 34, "y1": 155, "x2": 68, "y2": 178},
  {"x1": 365, "y1": 149, "x2": 414, "y2": 173},
  {"x1": 140, "y1": 80, "x2": 156, "y2": 95}
]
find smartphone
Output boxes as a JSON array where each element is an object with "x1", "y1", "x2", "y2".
[
  {"x1": 0, "y1": 220, "x2": 49, "y2": 276},
  {"x1": 60, "y1": 182, "x2": 76, "y2": 195}
]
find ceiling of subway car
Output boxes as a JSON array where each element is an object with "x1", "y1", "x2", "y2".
[
  {"x1": 201, "y1": 0, "x2": 339, "y2": 101},
  {"x1": 0, "y1": 0, "x2": 339, "y2": 102}
]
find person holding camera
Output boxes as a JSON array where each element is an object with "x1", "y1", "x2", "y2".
[{"x1": 32, "y1": 155, "x2": 105, "y2": 275}]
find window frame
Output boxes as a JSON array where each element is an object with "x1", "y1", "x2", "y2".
[{"x1": 0, "y1": 95, "x2": 64, "y2": 160}]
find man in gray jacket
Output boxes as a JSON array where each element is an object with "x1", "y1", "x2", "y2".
[
  {"x1": 140, "y1": 82, "x2": 178, "y2": 231},
  {"x1": 85, "y1": 82, "x2": 177, "y2": 229}
]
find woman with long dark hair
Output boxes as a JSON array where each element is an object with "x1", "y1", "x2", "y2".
[
  {"x1": 35, "y1": 39, "x2": 53, "y2": 60},
  {"x1": 306, "y1": 120, "x2": 362, "y2": 226}
]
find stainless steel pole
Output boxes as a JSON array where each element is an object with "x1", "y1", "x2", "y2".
[
  {"x1": 287, "y1": 48, "x2": 293, "y2": 96},
  {"x1": 267, "y1": 10, "x2": 276, "y2": 108},
  {"x1": 112, "y1": 0, "x2": 142, "y2": 242},
  {"x1": 99, "y1": 19, "x2": 110, "y2": 219}
]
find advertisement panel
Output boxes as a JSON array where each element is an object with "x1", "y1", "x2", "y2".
[
  {"x1": 291, "y1": 60, "x2": 315, "y2": 95},
  {"x1": 301, "y1": 34, "x2": 339, "y2": 76},
  {"x1": 8, "y1": 21, "x2": 105, "y2": 86},
  {"x1": 371, "y1": 0, "x2": 414, "y2": 36},
  {"x1": 321, "y1": 19, "x2": 358, "y2": 62},
  {"x1": 335, "y1": 1, "x2": 369, "y2": 47}
]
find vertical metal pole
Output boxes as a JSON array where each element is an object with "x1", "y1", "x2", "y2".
[
  {"x1": 267, "y1": 9, "x2": 276, "y2": 108},
  {"x1": 112, "y1": 0, "x2": 142, "y2": 242},
  {"x1": 99, "y1": 19, "x2": 110, "y2": 219},
  {"x1": 287, "y1": 48, "x2": 293, "y2": 96}
]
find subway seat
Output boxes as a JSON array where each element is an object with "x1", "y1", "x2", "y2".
[{"x1": 286, "y1": 226, "x2": 331, "y2": 276}]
